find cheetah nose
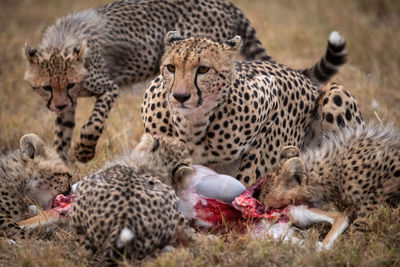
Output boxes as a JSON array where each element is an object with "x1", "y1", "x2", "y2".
[
  {"x1": 55, "y1": 104, "x2": 67, "y2": 110},
  {"x1": 173, "y1": 93, "x2": 191, "y2": 104}
]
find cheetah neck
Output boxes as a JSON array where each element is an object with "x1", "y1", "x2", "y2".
[{"x1": 172, "y1": 108, "x2": 215, "y2": 140}]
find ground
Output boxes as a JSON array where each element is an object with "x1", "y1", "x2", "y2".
[{"x1": 0, "y1": 0, "x2": 399, "y2": 265}]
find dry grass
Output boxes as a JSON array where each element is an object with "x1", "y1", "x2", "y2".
[{"x1": 0, "y1": 0, "x2": 399, "y2": 266}]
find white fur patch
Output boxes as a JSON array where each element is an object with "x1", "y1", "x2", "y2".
[
  {"x1": 328, "y1": 31, "x2": 345, "y2": 46},
  {"x1": 71, "y1": 181, "x2": 81, "y2": 193},
  {"x1": 289, "y1": 205, "x2": 333, "y2": 227},
  {"x1": 116, "y1": 227, "x2": 135, "y2": 249}
]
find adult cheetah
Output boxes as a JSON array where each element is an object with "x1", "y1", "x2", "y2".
[
  {"x1": 25, "y1": 0, "x2": 341, "y2": 162},
  {"x1": 259, "y1": 123, "x2": 400, "y2": 232},
  {"x1": 141, "y1": 32, "x2": 363, "y2": 187},
  {"x1": 0, "y1": 134, "x2": 71, "y2": 241},
  {"x1": 71, "y1": 134, "x2": 195, "y2": 262},
  {"x1": 24, "y1": 0, "x2": 346, "y2": 163}
]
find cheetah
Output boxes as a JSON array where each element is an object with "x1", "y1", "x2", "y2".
[
  {"x1": 141, "y1": 32, "x2": 363, "y2": 188},
  {"x1": 259, "y1": 123, "x2": 400, "y2": 232},
  {"x1": 71, "y1": 133, "x2": 195, "y2": 262},
  {"x1": 23, "y1": 0, "x2": 341, "y2": 164},
  {"x1": 0, "y1": 134, "x2": 71, "y2": 241}
]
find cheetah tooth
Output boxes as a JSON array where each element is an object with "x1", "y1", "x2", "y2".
[{"x1": 116, "y1": 227, "x2": 135, "y2": 249}]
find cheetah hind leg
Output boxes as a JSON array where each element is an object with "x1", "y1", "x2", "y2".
[
  {"x1": 305, "y1": 82, "x2": 364, "y2": 148},
  {"x1": 75, "y1": 227, "x2": 97, "y2": 259},
  {"x1": 0, "y1": 212, "x2": 26, "y2": 241}
]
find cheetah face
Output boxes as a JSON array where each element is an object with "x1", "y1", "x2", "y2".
[
  {"x1": 23, "y1": 43, "x2": 88, "y2": 114},
  {"x1": 261, "y1": 156, "x2": 309, "y2": 209},
  {"x1": 20, "y1": 134, "x2": 72, "y2": 209},
  {"x1": 161, "y1": 32, "x2": 241, "y2": 116},
  {"x1": 136, "y1": 133, "x2": 194, "y2": 191}
]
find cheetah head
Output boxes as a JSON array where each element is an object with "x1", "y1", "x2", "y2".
[
  {"x1": 260, "y1": 146, "x2": 310, "y2": 208},
  {"x1": 20, "y1": 134, "x2": 72, "y2": 209},
  {"x1": 23, "y1": 43, "x2": 88, "y2": 114},
  {"x1": 136, "y1": 133, "x2": 195, "y2": 191},
  {"x1": 161, "y1": 31, "x2": 241, "y2": 117}
]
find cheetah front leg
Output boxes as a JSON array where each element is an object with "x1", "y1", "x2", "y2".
[
  {"x1": 235, "y1": 135, "x2": 271, "y2": 188},
  {"x1": 0, "y1": 212, "x2": 26, "y2": 241},
  {"x1": 351, "y1": 196, "x2": 379, "y2": 233},
  {"x1": 54, "y1": 105, "x2": 76, "y2": 162},
  {"x1": 74, "y1": 83, "x2": 119, "y2": 162},
  {"x1": 173, "y1": 213, "x2": 197, "y2": 245}
]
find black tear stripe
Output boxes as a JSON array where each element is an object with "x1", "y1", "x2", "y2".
[
  {"x1": 66, "y1": 89, "x2": 74, "y2": 106},
  {"x1": 168, "y1": 68, "x2": 176, "y2": 94},
  {"x1": 194, "y1": 72, "x2": 203, "y2": 107},
  {"x1": 46, "y1": 89, "x2": 54, "y2": 110},
  {"x1": 152, "y1": 138, "x2": 159, "y2": 152},
  {"x1": 172, "y1": 163, "x2": 189, "y2": 178}
]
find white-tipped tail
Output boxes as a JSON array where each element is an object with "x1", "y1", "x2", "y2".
[
  {"x1": 116, "y1": 227, "x2": 134, "y2": 249},
  {"x1": 328, "y1": 31, "x2": 345, "y2": 46}
]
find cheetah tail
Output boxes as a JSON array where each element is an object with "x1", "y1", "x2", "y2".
[
  {"x1": 237, "y1": 15, "x2": 272, "y2": 61},
  {"x1": 116, "y1": 227, "x2": 135, "y2": 249},
  {"x1": 300, "y1": 31, "x2": 347, "y2": 85}
]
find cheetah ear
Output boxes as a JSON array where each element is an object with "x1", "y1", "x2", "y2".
[
  {"x1": 24, "y1": 43, "x2": 38, "y2": 64},
  {"x1": 164, "y1": 31, "x2": 184, "y2": 47},
  {"x1": 282, "y1": 157, "x2": 306, "y2": 185},
  {"x1": 136, "y1": 133, "x2": 159, "y2": 152},
  {"x1": 20, "y1": 134, "x2": 47, "y2": 160},
  {"x1": 173, "y1": 165, "x2": 195, "y2": 191},
  {"x1": 222, "y1": 36, "x2": 241, "y2": 51},
  {"x1": 279, "y1": 146, "x2": 300, "y2": 165},
  {"x1": 73, "y1": 42, "x2": 86, "y2": 62}
]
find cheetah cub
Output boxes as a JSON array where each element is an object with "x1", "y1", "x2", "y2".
[
  {"x1": 0, "y1": 134, "x2": 71, "y2": 241},
  {"x1": 71, "y1": 134, "x2": 195, "y2": 262},
  {"x1": 260, "y1": 123, "x2": 400, "y2": 232}
]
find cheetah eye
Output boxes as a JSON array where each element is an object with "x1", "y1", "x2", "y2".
[
  {"x1": 42, "y1": 85, "x2": 52, "y2": 91},
  {"x1": 166, "y1": 64, "x2": 176, "y2": 73},
  {"x1": 197, "y1": 66, "x2": 210, "y2": 74},
  {"x1": 66, "y1": 83, "x2": 75, "y2": 90}
]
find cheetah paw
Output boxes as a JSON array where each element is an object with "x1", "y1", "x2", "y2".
[{"x1": 74, "y1": 142, "x2": 95, "y2": 163}]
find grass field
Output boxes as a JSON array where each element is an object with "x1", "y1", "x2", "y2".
[{"x1": 0, "y1": 0, "x2": 399, "y2": 266}]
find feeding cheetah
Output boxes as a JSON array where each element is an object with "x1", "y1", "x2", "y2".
[
  {"x1": 71, "y1": 134, "x2": 195, "y2": 262},
  {"x1": 0, "y1": 134, "x2": 71, "y2": 241},
  {"x1": 141, "y1": 32, "x2": 363, "y2": 188},
  {"x1": 23, "y1": 0, "x2": 340, "y2": 163},
  {"x1": 259, "y1": 123, "x2": 400, "y2": 232}
]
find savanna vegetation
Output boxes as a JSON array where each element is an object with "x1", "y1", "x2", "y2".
[{"x1": 0, "y1": 0, "x2": 399, "y2": 265}]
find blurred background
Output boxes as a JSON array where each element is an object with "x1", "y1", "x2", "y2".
[{"x1": 0, "y1": 0, "x2": 399, "y2": 173}]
